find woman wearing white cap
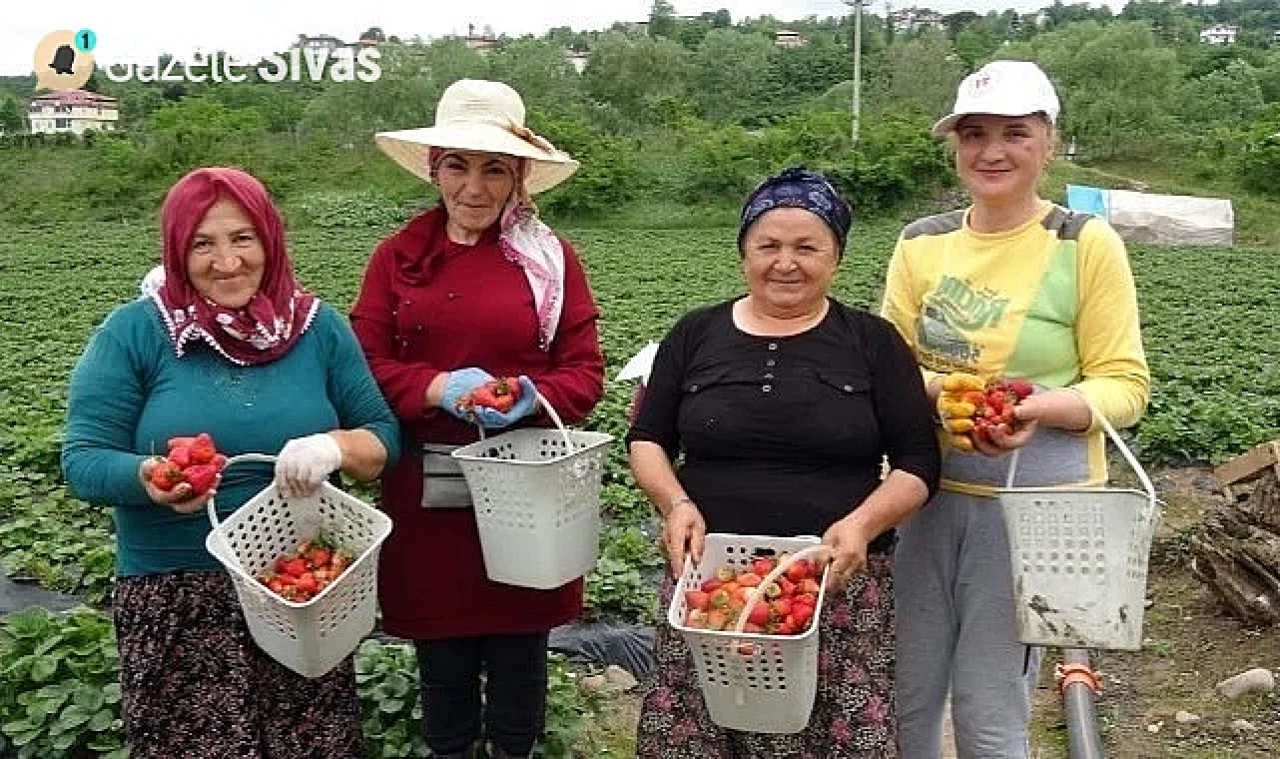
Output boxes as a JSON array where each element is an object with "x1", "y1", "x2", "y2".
[
  {"x1": 350, "y1": 79, "x2": 605, "y2": 759},
  {"x1": 880, "y1": 60, "x2": 1150, "y2": 756}
]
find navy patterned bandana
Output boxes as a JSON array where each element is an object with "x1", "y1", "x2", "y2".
[{"x1": 738, "y1": 166, "x2": 854, "y2": 256}]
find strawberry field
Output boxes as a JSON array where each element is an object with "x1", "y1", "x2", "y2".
[{"x1": 2, "y1": 218, "x2": 1280, "y2": 756}]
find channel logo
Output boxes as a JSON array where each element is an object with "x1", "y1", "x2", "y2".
[{"x1": 33, "y1": 29, "x2": 97, "y2": 92}]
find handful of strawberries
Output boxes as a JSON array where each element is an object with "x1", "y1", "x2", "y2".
[
  {"x1": 458, "y1": 376, "x2": 523, "y2": 414},
  {"x1": 256, "y1": 534, "x2": 353, "y2": 604},
  {"x1": 937, "y1": 373, "x2": 1034, "y2": 452},
  {"x1": 682, "y1": 555, "x2": 823, "y2": 636},
  {"x1": 148, "y1": 433, "x2": 227, "y2": 496}
]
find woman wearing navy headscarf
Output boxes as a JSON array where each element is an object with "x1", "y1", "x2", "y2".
[{"x1": 627, "y1": 167, "x2": 941, "y2": 757}]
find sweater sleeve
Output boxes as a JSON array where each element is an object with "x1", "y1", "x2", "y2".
[
  {"x1": 527, "y1": 239, "x2": 605, "y2": 425},
  {"x1": 61, "y1": 311, "x2": 154, "y2": 508},
  {"x1": 350, "y1": 240, "x2": 445, "y2": 422},
  {"x1": 1071, "y1": 220, "x2": 1151, "y2": 431},
  {"x1": 625, "y1": 311, "x2": 694, "y2": 460},
  {"x1": 867, "y1": 315, "x2": 941, "y2": 498},
  {"x1": 879, "y1": 235, "x2": 942, "y2": 388},
  {"x1": 322, "y1": 307, "x2": 402, "y2": 468}
]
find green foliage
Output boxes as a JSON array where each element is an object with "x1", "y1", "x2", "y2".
[
  {"x1": 355, "y1": 639, "x2": 427, "y2": 758},
  {"x1": 1239, "y1": 133, "x2": 1280, "y2": 197},
  {"x1": 0, "y1": 608, "x2": 126, "y2": 759},
  {"x1": 536, "y1": 113, "x2": 642, "y2": 219},
  {"x1": 690, "y1": 29, "x2": 780, "y2": 125},
  {"x1": 582, "y1": 34, "x2": 689, "y2": 127},
  {"x1": 291, "y1": 190, "x2": 417, "y2": 229}
]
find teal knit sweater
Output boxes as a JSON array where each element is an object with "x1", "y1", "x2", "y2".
[{"x1": 62, "y1": 299, "x2": 400, "y2": 577}]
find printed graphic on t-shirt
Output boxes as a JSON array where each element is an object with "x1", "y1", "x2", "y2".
[{"x1": 916, "y1": 276, "x2": 1010, "y2": 372}]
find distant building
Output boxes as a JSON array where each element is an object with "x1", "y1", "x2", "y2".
[
  {"x1": 774, "y1": 29, "x2": 808, "y2": 49},
  {"x1": 1199, "y1": 24, "x2": 1238, "y2": 46},
  {"x1": 565, "y1": 50, "x2": 590, "y2": 74},
  {"x1": 1273, "y1": 29, "x2": 1280, "y2": 45},
  {"x1": 891, "y1": 7, "x2": 946, "y2": 34},
  {"x1": 28, "y1": 90, "x2": 118, "y2": 135},
  {"x1": 296, "y1": 34, "x2": 345, "y2": 53},
  {"x1": 463, "y1": 24, "x2": 498, "y2": 53}
]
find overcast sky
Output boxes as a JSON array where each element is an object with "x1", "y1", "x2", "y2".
[{"x1": 3, "y1": 0, "x2": 1125, "y2": 76}]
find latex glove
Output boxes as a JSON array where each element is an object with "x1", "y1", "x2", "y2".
[
  {"x1": 440, "y1": 367, "x2": 497, "y2": 421},
  {"x1": 471, "y1": 376, "x2": 538, "y2": 430},
  {"x1": 275, "y1": 433, "x2": 343, "y2": 498}
]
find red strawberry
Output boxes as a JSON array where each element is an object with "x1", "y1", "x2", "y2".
[
  {"x1": 212, "y1": 453, "x2": 228, "y2": 471},
  {"x1": 785, "y1": 560, "x2": 811, "y2": 583},
  {"x1": 184, "y1": 464, "x2": 219, "y2": 496},
  {"x1": 306, "y1": 547, "x2": 332, "y2": 569},
  {"x1": 167, "y1": 436, "x2": 196, "y2": 451},
  {"x1": 149, "y1": 461, "x2": 184, "y2": 491},
  {"x1": 169, "y1": 446, "x2": 192, "y2": 469},
  {"x1": 281, "y1": 558, "x2": 307, "y2": 578},
  {"x1": 1007, "y1": 378, "x2": 1034, "y2": 400},
  {"x1": 751, "y1": 558, "x2": 774, "y2": 576},
  {"x1": 294, "y1": 572, "x2": 318, "y2": 594},
  {"x1": 685, "y1": 590, "x2": 710, "y2": 611},
  {"x1": 699, "y1": 577, "x2": 722, "y2": 594},
  {"x1": 189, "y1": 433, "x2": 216, "y2": 465},
  {"x1": 747, "y1": 602, "x2": 770, "y2": 626}
]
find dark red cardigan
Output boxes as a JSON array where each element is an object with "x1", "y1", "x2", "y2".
[{"x1": 351, "y1": 207, "x2": 605, "y2": 639}]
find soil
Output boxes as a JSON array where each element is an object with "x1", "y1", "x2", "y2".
[{"x1": 1029, "y1": 466, "x2": 1280, "y2": 758}]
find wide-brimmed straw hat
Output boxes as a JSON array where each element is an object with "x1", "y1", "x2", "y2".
[{"x1": 374, "y1": 79, "x2": 579, "y2": 195}]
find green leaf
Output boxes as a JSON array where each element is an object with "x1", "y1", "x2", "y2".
[
  {"x1": 29, "y1": 654, "x2": 58, "y2": 682},
  {"x1": 377, "y1": 698, "x2": 404, "y2": 714},
  {"x1": 52, "y1": 730, "x2": 78, "y2": 752},
  {"x1": 0, "y1": 719, "x2": 34, "y2": 737},
  {"x1": 88, "y1": 708, "x2": 115, "y2": 732}
]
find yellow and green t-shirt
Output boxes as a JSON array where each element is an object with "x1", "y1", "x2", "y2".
[{"x1": 881, "y1": 202, "x2": 1150, "y2": 494}]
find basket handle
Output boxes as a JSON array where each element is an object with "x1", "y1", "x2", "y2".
[
  {"x1": 205, "y1": 453, "x2": 278, "y2": 574},
  {"x1": 471, "y1": 391, "x2": 575, "y2": 454},
  {"x1": 1002, "y1": 394, "x2": 1155, "y2": 504},
  {"x1": 730, "y1": 544, "x2": 831, "y2": 636}
]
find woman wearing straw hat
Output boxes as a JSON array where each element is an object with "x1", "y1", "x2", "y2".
[
  {"x1": 62, "y1": 167, "x2": 399, "y2": 758},
  {"x1": 350, "y1": 79, "x2": 605, "y2": 759},
  {"x1": 880, "y1": 60, "x2": 1150, "y2": 757}
]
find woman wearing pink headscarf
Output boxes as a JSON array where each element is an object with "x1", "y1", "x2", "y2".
[
  {"x1": 62, "y1": 167, "x2": 399, "y2": 758},
  {"x1": 352, "y1": 80, "x2": 605, "y2": 759}
]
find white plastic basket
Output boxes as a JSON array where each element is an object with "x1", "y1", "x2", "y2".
[
  {"x1": 451, "y1": 393, "x2": 612, "y2": 590},
  {"x1": 204, "y1": 453, "x2": 393, "y2": 678},
  {"x1": 997, "y1": 406, "x2": 1161, "y2": 650},
  {"x1": 667, "y1": 533, "x2": 829, "y2": 734}
]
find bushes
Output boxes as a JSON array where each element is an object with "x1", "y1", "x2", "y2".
[{"x1": 535, "y1": 112, "x2": 642, "y2": 219}]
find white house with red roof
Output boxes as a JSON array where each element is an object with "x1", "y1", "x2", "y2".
[{"x1": 28, "y1": 90, "x2": 119, "y2": 135}]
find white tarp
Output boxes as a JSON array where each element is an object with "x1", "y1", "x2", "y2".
[
  {"x1": 1105, "y1": 189, "x2": 1234, "y2": 247},
  {"x1": 616, "y1": 341, "x2": 659, "y2": 384},
  {"x1": 1065, "y1": 184, "x2": 1235, "y2": 247}
]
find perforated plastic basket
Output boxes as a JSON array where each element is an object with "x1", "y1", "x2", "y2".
[
  {"x1": 997, "y1": 408, "x2": 1161, "y2": 650},
  {"x1": 667, "y1": 533, "x2": 828, "y2": 734},
  {"x1": 204, "y1": 454, "x2": 392, "y2": 678},
  {"x1": 451, "y1": 394, "x2": 612, "y2": 590}
]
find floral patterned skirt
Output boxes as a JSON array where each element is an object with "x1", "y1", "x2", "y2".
[
  {"x1": 636, "y1": 554, "x2": 898, "y2": 758},
  {"x1": 112, "y1": 571, "x2": 362, "y2": 759}
]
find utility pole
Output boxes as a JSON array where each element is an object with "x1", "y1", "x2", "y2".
[{"x1": 846, "y1": 0, "x2": 864, "y2": 148}]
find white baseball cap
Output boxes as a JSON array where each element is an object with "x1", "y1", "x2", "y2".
[{"x1": 932, "y1": 60, "x2": 1060, "y2": 137}]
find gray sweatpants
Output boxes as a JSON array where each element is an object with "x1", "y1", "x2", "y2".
[{"x1": 894, "y1": 489, "x2": 1043, "y2": 758}]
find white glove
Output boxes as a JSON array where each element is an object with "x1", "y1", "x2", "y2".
[{"x1": 275, "y1": 433, "x2": 343, "y2": 498}]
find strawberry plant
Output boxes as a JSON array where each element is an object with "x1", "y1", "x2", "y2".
[{"x1": 0, "y1": 607, "x2": 125, "y2": 759}]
